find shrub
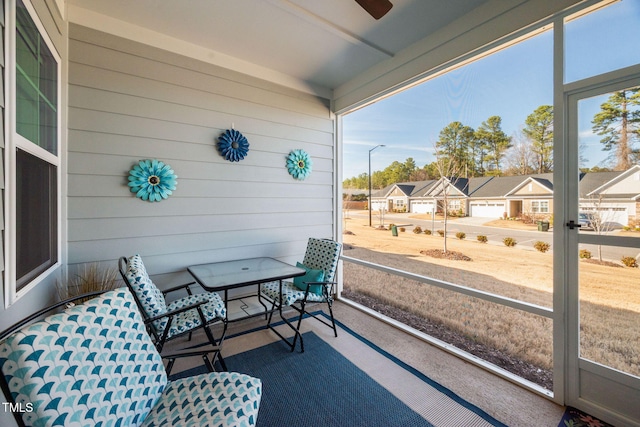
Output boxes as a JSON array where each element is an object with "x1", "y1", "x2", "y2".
[
  {"x1": 399, "y1": 227, "x2": 406, "y2": 232},
  {"x1": 424, "y1": 229, "x2": 432, "y2": 235},
  {"x1": 579, "y1": 249, "x2": 592, "y2": 259},
  {"x1": 413, "y1": 226, "x2": 423, "y2": 234},
  {"x1": 503, "y1": 237, "x2": 517, "y2": 247},
  {"x1": 477, "y1": 235, "x2": 488, "y2": 243},
  {"x1": 456, "y1": 232, "x2": 466, "y2": 240},
  {"x1": 436, "y1": 229, "x2": 445, "y2": 237},
  {"x1": 621, "y1": 256, "x2": 638, "y2": 268},
  {"x1": 534, "y1": 241, "x2": 551, "y2": 253}
]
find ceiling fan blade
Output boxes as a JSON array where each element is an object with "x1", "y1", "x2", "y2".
[{"x1": 355, "y1": 0, "x2": 393, "y2": 20}]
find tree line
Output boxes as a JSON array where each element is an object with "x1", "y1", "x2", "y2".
[{"x1": 344, "y1": 87, "x2": 639, "y2": 189}]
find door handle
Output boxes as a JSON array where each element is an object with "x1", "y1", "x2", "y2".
[{"x1": 566, "y1": 220, "x2": 582, "y2": 230}]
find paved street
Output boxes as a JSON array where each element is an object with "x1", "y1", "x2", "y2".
[{"x1": 347, "y1": 211, "x2": 640, "y2": 262}]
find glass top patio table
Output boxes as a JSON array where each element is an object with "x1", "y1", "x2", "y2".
[{"x1": 187, "y1": 257, "x2": 305, "y2": 292}]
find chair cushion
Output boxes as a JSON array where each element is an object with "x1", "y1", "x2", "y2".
[
  {"x1": 0, "y1": 289, "x2": 167, "y2": 427},
  {"x1": 161, "y1": 293, "x2": 227, "y2": 339},
  {"x1": 125, "y1": 254, "x2": 168, "y2": 321},
  {"x1": 141, "y1": 371, "x2": 262, "y2": 427},
  {"x1": 261, "y1": 281, "x2": 327, "y2": 306},
  {"x1": 302, "y1": 238, "x2": 342, "y2": 283},
  {"x1": 292, "y1": 262, "x2": 325, "y2": 295}
]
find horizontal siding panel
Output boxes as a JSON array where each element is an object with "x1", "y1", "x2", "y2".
[
  {"x1": 67, "y1": 172, "x2": 334, "y2": 199},
  {"x1": 68, "y1": 224, "x2": 331, "y2": 267},
  {"x1": 68, "y1": 211, "x2": 331, "y2": 241},
  {"x1": 68, "y1": 196, "x2": 330, "y2": 220},
  {"x1": 69, "y1": 63, "x2": 332, "y2": 133},
  {"x1": 68, "y1": 107, "x2": 333, "y2": 147},
  {"x1": 68, "y1": 129, "x2": 335, "y2": 163},
  {"x1": 69, "y1": 151, "x2": 332, "y2": 183},
  {"x1": 68, "y1": 35, "x2": 330, "y2": 118}
]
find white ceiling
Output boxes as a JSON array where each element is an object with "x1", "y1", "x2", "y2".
[{"x1": 66, "y1": 0, "x2": 490, "y2": 93}]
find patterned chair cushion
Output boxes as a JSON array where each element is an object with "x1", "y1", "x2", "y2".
[
  {"x1": 125, "y1": 254, "x2": 168, "y2": 320},
  {"x1": 261, "y1": 238, "x2": 342, "y2": 306},
  {"x1": 261, "y1": 280, "x2": 328, "y2": 306},
  {"x1": 0, "y1": 289, "x2": 167, "y2": 427},
  {"x1": 161, "y1": 292, "x2": 227, "y2": 339},
  {"x1": 301, "y1": 238, "x2": 342, "y2": 283},
  {"x1": 142, "y1": 372, "x2": 261, "y2": 427},
  {"x1": 0, "y1": 289, "x2": 262, "y2": 427}
]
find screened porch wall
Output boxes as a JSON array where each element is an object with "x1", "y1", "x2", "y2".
[{"x1": 67, "y1": 24, "x2": 336, "y2": 288}]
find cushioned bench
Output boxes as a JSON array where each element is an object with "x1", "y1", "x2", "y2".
[{"x1": 0, "y1": 288, "x2": 261, "y2": 427}]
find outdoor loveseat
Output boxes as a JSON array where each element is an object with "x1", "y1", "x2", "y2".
[{"x1": 0, "y1": 288, "x2": 262, "y2": 427}]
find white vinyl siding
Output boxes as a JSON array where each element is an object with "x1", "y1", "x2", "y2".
[{"x1": 67, "y1": 25, "x2": 335, "y2": 285}]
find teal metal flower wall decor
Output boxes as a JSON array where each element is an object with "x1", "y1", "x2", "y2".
[
  {"x1": 128, "y1": 159, "x2": 177, "y2": 202},
  {"x1": 286, "y1": 149, "x2": 313, "y2": 180},
  {"x1": 217, "y1": 129, "x2": 249, "y2": 162}
]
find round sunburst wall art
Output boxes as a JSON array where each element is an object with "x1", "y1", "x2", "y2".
[
  {"x1": 217, "y1": 129, "x2": 250, "y2": 162},
  {"x1": 286, "y1": 149, "x2": 312, "y2": 180},
  {"x1": 127, "y1": 159, "x2": 177, "y2": 202}
]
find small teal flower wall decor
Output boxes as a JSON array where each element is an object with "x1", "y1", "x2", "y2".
[
  {"x1": 217, "y1": 129, "x2": 249, "y2": 162},
  {"x1": 128, "y1": 159, "x2": 177, "y2": 202},
  {"x1": 286, "y1": 149, "x2": 313, "y2": 180}
]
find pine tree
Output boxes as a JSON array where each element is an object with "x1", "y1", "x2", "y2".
[
  {"x1": 475, "y1": 116, "x2": 512, "y2": 176},
  {"x1": 592, "y1": 87, "x2": 640, "y2": 171},
  {"x1": 523, "y1": 105, "x2": 553, "y2": 173}
]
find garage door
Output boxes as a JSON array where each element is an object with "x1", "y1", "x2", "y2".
[
  {"x1": 591, "y1": 207, "x2": 628, "y2": 227},
  {"x1": 470, "y1": 202, "x2": 505, "y2": 218},
  {"x1": 410, "y1": 201, "x2": 434, "y2": 214}
]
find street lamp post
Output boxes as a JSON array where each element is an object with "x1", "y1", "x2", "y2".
[{"x1": 368, "y1": 144, "x2": 385, "y2": 227}]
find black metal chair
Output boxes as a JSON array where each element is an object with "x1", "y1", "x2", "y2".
[
  {"x1": 260, "y1": 238, "x2": 342, "y2": 352},
  {"x1": 118, "y1": 254, "x2": 228, "y2": 372}
]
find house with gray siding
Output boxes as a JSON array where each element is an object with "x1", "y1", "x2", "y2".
[{"x1": 371, "y1": 171, "x2": 638, "y2": 226}]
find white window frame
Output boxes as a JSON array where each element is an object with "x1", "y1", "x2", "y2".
[
  {"x1": 532, "y1": 200, "x2": 550, "y2": 213},
  {"x1": 4, "y1": 0, "x2": 62, "y2": 307}
]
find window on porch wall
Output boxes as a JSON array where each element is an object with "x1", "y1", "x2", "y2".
[{"x1": 5, "y1": 0, "x2": 61, "y2": 305}]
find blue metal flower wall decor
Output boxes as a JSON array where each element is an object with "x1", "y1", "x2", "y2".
[
  {"x1": 286, "y1": 149, "x2": 313, "y2": 180},
  {"x1": 217, "y1": 129, "x2": 249, "y2": 162},
  {"x1": 128, "y1": 159, "x2": 177, "y2": 202}
]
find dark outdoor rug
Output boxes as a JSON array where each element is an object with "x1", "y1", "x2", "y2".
[
  {"x1": 558, "y1": 406, "x2": 615, "y2": 427},
  {"x1": 170, "y1": 314, "x2": 507, "y2": 427}
]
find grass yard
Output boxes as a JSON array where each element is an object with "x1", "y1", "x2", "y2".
[{"x1": 342, "y1": 216, "x2": 640, "y2": 387}]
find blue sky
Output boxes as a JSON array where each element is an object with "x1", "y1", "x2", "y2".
[{"x1": 342, "y1": 0, "x2": 640, "y2": 179}]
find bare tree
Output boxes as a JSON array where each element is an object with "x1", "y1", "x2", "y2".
[
  {"x1": 505, "y1": 129, "x2": 535, "y2": 176},
  {"x1": 581, "y1": 194, "x2": 616, "y2": 262},
  {"x1": 433, "y1": 148, "x2": 464, "y2": 253}
]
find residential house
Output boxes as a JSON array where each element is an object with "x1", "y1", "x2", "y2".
[{"x1": 371, "y1": 170, "x2": 638, "y2": 227}]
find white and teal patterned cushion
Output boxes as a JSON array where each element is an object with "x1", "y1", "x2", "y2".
[
  {"x1": 0, "y1": 289, "x2": 262, "y2": 427},
  {"x1": 160, "y1": 292, "x2": 227, "y2": 339},
  {"x1": 261, "y1": 238, "x2": 342, "y2": 306},
  {"x1": 125, "y1": 254, "x2": 168, "y2": 320},
  {"x1": 261, "y1": 280, "x2": 328, "y2": 306},
  {"x1": 302, "y1": 238, "x2": 342, "y2": 283},
  {"x1": 142, "y1": 371, "x2": 261, "y2": 427},
  {"x1": 0, "y1": 288, "x2": 167, "y2": 427},
  {"x1": 124, "y1": 255, "x2": 226, "y2": 338}
]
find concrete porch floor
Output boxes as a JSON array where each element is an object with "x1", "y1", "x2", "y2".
[{"x1": 165, "y1": 296, "x2": 565, "y2": 426}]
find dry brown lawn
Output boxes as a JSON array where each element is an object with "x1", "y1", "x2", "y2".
[{"x1": 342, "y1": 216, "x2": 640, "y2": 377}]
